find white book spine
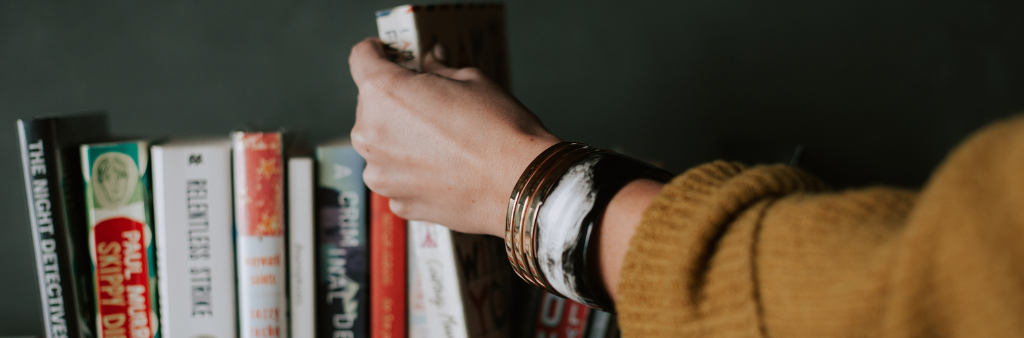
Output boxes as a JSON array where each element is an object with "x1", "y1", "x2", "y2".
[
  {"x1": 408, "y1": 221, "x2": 430, "y2": 338},
  {"x1": 153, "y1": 140, "x2": 237, "y2": 338},
  {"x1": 376, "y1": 4, "x2": 509, "y2": 87},
  {"x1": 409, "y1": 221, "x2": 469, "y2": 338},
  {"x1": 287, "y1": 157, "x2": 314, "y2": 338}
]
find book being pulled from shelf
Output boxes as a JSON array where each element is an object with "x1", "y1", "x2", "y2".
[
  {"x1": 17, "y1": 113, "x2": 108, "y2": 338},
  {"x1": 152, "y1": 138, "x2": 237, "y2": 338},
  {"x1": 376, "y1": 3, "x2": 509, "y2": 88},
  {"x1": 377, "y1": 4, "x2": 525, "y2": 338},
  {"x1": 316, "y1": 140, "x2": 369, "y2": 338},
  {"x1": 81, "y1": 139, "x2": 160, "y2": 338},
  {"x1": 232, "y1": 132, "x2": 288, "y2": 338}
]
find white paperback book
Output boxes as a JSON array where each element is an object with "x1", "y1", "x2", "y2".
[
  {"x1": 287, "y1": 157, "x2": 315, "y2": 338},
  {"x1": 152, "y1": 138, "x2": 237, "y2": 338},
  {"x1": 376, "y1": 4, "x2": 509, "y2": 88}
]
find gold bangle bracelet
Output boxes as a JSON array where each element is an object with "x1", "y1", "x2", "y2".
[
  {"x1": 519, "y1": 146, "x2": 598, "y2": 291},
  {"x1": 507, "y1": 140, "x2": 674, "y2": 311},
  {"x1": 505, "y1": 141, "x2": 577, "y2": 287},
  {"x1": 506, "y1": 141, "x2": 601, "y2": 295},
  {"x1": 516, "y1": 144, "x2": 589, "y2": 288}
]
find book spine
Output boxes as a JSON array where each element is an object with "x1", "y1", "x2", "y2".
[
  {"x1": 516, "y1": 286, "x2": 544, "y2": 338},
  {"x1": 81, "y1": 140, "x2": 160, "y2": 338},
  {"x1": 585, "y1": 310, "x2": 616, "y2": 338},
  {"x1": 233, "y1": 132, "x2": 287, "y2": 338},
  {"x1": 315, "y1": 145, "x2": 368, "y2": 338},
  {"x1": 450, "y1": 232, "x2": 513, "y2": 338},
  {"x1": 376, "y1": 6, "x2": 421, "y2": 71},
  {"x1": 153, "y1": 142, "x2": 236, "y2": 338},
  {"x1": 408, "y1": 221, "x2": 469, "y2": 338},
  {"x1": 17, "y1": 120, "x2": 90, "y2": 338},
  {"x1": 376, "y1": 6, "x2": 515, "y2": 337},
  {"x1": 288, "y1": 157, "x2": 315, "y2": 338},
  {"x1": 376, "y1": 4, "x2": 510, "y2": 88},
  {"x1": 602, "y1": 316, "x2": 621, "y2": 338},
  {"x1": 407, "y1": 222, "x2": 429, "y2": 338},
  {"x1": 369, "y1": 192, "x2": 406, "y2": 338},
  {"x1": 375, "y1": 13, "x2": 428, "y2": 336},
  {"x1": 532, "y1": 292, "x2": 591, "y2": 338}
]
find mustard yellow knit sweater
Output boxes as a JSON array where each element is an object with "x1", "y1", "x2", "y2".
[{"x1": 618, "y1": 116, "x2": 1024, "y2": 337}]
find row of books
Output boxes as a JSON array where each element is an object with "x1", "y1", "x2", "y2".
[
  {"x1": 17, "y1": 4, "x2": 620, "y2": 338},
  {"x1": 18, "y1": 113, "x2": 619, "y2": 338}
]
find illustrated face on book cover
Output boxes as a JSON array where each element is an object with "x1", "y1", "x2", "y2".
[{"x1": 92, "y1": 152, "x2": 139, "y2": 208}]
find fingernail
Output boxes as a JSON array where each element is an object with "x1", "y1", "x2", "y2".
[
  {"x1": 383, "y1": 44, "x2": 400, "y2": 61},
  {"x1": 433, "y1": 43, "x2": 447, "y2": 62}
]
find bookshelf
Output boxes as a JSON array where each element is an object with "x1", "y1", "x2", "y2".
[{"x1": 3, "y1": 0, "x2": 1022, "y2": 336}]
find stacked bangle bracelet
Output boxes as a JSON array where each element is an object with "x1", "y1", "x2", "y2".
[{"x1": 505, "y1": 141, "x2": 673, "y2": 311}]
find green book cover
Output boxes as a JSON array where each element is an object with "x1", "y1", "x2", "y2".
[{"x1": 81, "y1": 140, "x2": 160, "y2": 338}]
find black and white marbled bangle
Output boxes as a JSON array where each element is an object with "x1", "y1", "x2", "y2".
[{"x1": 506, "y1": 142, "x2": 672, "y2": 312}]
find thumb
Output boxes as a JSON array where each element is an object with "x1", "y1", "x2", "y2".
[
  {"x1": 422, "y1": 43, "x2": 460, "y2": 78},
  {"x1": 349, "y1": 37, "x2": 407, "y2": 86}
]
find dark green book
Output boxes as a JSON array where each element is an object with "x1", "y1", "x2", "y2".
[{"x1": 315, "y1": 139, "x2": 369, "y2": 338}]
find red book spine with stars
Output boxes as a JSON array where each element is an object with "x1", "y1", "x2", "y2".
[
  {"x1": 370, "y1": 192, "x2": 406, "y2": 338},
  {"x1": 232, "y1": 132, "x2": 288, "y2": 338}
]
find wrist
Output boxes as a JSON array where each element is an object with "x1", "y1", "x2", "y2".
[{"x1": 490, "y1": 134, "x2": 560, "y2": 237}]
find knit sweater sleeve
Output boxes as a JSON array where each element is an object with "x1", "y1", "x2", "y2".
[{"x1": 616, "y1": 116, "x2": 1024, "y2": 338}]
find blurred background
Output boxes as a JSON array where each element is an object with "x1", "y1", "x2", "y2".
[{"x1": 2, "y1": 0, "x2": 1022, "y2": 333}]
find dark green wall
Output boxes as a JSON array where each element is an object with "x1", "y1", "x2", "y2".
[{"x1": 2, "y1": 0, "x2": 1022, "y2": 334}]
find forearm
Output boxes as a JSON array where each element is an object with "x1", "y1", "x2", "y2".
[{"x1": 597, "y1": 178, "x2": 665, "y2": 302}]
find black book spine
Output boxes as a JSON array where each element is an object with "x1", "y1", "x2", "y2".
[{"x1": 18, "y1": 120, "x2": 91, "y2": 338}]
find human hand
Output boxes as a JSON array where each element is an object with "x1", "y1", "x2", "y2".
[{"x1": 349, "y1": 37, "x2": 560, "y2": 236}]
